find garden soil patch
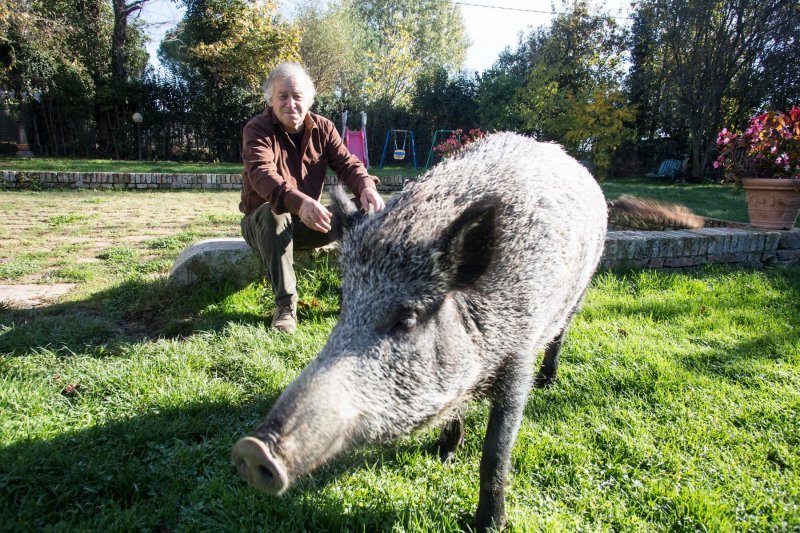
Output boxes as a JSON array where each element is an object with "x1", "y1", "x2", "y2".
[
  {"x1": 0, "y1": 283, "x2": 76, "y2": 308},
  {"x1": 0, "y1": 189, "x2": 242, "y2": 313}
]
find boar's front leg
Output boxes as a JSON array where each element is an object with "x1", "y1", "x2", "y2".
[
  {"x1": 432, "y1": 408, "x2": 465, "y2": 462},
  {"x1": 475, "y1": 361, "x2": 532, "y2": 531}
]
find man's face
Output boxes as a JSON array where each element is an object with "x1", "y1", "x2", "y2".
[{"x1": 270, "y1": 76, "x2": 310, "y2": 134}]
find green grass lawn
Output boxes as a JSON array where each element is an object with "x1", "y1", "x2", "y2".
[{"x1": 1, "y1": 189, "x2": 798, "y2": 530}]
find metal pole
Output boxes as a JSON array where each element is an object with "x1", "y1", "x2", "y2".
[{"x1": 136, "y1": 122, "x2": 141, "y2": 160}]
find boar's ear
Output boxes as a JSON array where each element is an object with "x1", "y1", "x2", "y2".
[
  {"x1": 440, "y1": 199, "x2": 497, "y2": 288},
  {"x1": 329, "y1": 185, "x2": 361, "y2": 238}
]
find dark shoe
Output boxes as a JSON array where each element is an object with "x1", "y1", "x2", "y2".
[{"x1": 271, "y1": 303, "x2": 297, "y2": 334}]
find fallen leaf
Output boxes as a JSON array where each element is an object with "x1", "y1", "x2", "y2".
[{"x1": 62, "y1": 384, "x2": 85, "y2": 397}]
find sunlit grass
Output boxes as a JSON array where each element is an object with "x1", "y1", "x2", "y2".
[{"x1": 1, "y1": 265, "x2": 798, "y2": 530}]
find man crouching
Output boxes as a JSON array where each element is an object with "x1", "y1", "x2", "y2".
[{"x1": 239, "y1": 62, "x2": 384, "y2": 333}]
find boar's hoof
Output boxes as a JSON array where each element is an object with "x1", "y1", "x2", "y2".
[
  {"x1": 534, "y1": 373, "x2": 557, "y2": 388},
  {"x1": 430, "y1": 415, "x2": 465, "y2": 462},
  {"x1": 232, "y1": 436, "x2": 289, "y2": 495}
]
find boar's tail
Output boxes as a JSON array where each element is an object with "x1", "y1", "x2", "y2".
[
  {"x1": 607, "y1": 195, "x2": 705, "y2": 231},
  {"x1": 330, "y1": 185, "x2": 361, "y2": 238}
]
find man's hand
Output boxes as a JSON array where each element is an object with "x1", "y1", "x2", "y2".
[
  {"x1": 360, "y1": 187, "x2": 385, "y2": 214},
  {"x1": 299, "y1": 197, "x2": 332, "y2": 233}
]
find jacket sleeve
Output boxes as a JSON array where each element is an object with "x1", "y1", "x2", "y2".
[
  {"x1": 322, "y1": 121, "x2": 379, "y2": 197},
  {"x1": 242, "y1": 119, "x2": 310, "y2": 215}
]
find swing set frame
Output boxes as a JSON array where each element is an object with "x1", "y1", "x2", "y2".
[
  {"x1": 378, "y1": 129, "x2": 418, "y2": 170},
  {"x1": 425, "y1": 129, "x2": 461, "y2": 169}
]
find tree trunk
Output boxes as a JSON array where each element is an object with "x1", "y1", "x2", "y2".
[
  {"x1": 48, "y1": 99, "x2": 60, "y2": 157},
  {"x1": 112, "y1": 0, "x2": 129, "y2": 84},
  {"x1": 690, "y1": 132, "x2": 702, "y2": 179},
  {"x1": 30, "y1": 102, "x2": 44, "y2": 156}
]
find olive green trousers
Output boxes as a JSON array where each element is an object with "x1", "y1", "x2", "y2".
[{"x1": 240, "y1": 203, "x2": 336, "y2": 307}]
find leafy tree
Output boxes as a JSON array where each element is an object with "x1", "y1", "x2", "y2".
[
  {"x1": 627, "y1": 0, "x2": 798, "y2": 178},
  {"x1": 163, "y1": 0, "x2": 299, "y2": 93},
  {"x1": 0, "y1": 0, "x2": 148, "y2": 156},
  {"x1": 562, "y1": 85, "x2": 635, "y2": 176},
  {"x1": 351, "y1": 0, "x2": 469, "y2": 107},
  {"x1": 157, "y1": 0, "x2": 300, "y2": 159},
  {"x1": 111, "y1": 0, "x2": 151, "y2": 84},
  {"x1": 363, "y1": 26, "x2": 420, "y2": 107},
  {"x1": 412, "y1": 66, "x2": 479, "y2": 133},
  {"x1": 477, "y1": 0, "x2": 632, "y2": 176},
  {"x1": 626, "y1": 4, "x2": 673, "y2": 141},
  {"x1": 753, "y1": 1, "x2": 800, "y2": 112},
  {"x1": 294, "y1": 0, "x2": 370, "y2": 101},
  {"x1": 475, "y1": 46, "x2": 529, "y2": 132},
  {"x1": 353, "y1": 0, "x2": 468, "y2": 73}
]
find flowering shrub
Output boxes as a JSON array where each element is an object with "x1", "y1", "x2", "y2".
[
  {"x1": 714, "y1": 107, "x2": 800, "y2": 183},
  {"x1": 433, "y1": 128, "x2": 486, "y2": 160}
]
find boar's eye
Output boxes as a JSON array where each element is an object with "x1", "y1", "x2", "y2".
[{"x1": 389, "y1": 310, "x2": 418, "y2": 335}]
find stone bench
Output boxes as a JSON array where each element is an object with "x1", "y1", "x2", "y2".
[{"x1": 167, "y1": 238, "x2": 338, "y2": 288}]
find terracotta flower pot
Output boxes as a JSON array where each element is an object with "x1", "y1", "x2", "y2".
[{"x1": 741, "y1": 178, "x2": 800, "y2": 230}]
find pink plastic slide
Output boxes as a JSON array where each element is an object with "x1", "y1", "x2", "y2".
[
  {"x1": 342, "y1": 111, "x2": 369, "y2": 169},
  {"x1": 344, "y1": 129, "x2": 369, "y2": 168}
]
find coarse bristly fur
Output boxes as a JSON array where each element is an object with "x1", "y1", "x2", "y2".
[
  {"x1": 607, "y1": 194, "x2": 705, "y2": 230},
  {"x1": 236, "y1": 132, "x2": 608, "y2": 531}
]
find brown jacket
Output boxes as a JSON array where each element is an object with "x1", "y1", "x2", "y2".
[{"x1": 240, "y1": 108, "x2": 378, "y2": 215}]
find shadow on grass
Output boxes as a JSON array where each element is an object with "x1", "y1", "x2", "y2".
[
  {"x1": 676, "y1": 331, "x2": 800, "y2": 386},
  {"x1": 0, "y1": 394, "x2": 467, "y2": 531},
  {"x1": 0, "y1": 275, "x2": 340, "y2": 356}
]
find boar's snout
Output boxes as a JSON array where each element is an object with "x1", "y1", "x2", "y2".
[{"x1": 232, "y1": 436, "x2": 289, "y2": 495}]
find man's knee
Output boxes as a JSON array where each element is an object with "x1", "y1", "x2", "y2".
[
  {"x1": 254, "y1": 205, "x2": 290, "y2": 234},
  {"x1": 242, "y1": 205, "x2": 295, "y2": 255}
]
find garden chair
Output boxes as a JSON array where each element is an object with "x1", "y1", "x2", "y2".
[{"x1": 645, "y1": 158, "x2": 682, "y2": 182}]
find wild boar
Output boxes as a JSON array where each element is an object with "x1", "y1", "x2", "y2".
[{"x1": 232, "y1": 132, "x2": 608, "y2": 530}]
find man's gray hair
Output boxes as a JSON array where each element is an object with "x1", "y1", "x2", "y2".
[{"x1": 263, "y1": 62, "x2": 316, "y2": 106}]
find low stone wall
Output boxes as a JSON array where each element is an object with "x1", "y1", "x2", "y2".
[
  {"x1": 170, "y1": 228, "x2": 799, "y2": 288},
  {"x1": 0, "y1": 170, "x2": 243, "y2": 190},
  {"x1": 600, "y1": 227, "x2": 800, "y2": 271},
  {"x1": 0, "y1": 170, "x2": 406, "y2": 192}
]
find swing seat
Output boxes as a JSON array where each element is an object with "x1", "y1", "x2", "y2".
[{"x1": 393, "y1": 149, "x2": 406, "y2": 160}]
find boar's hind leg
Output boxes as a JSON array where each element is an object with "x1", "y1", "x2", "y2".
[
  {"x1": 431, "y1": 408, "x2": 465, "y2": 462},
  {"x1": 536, "y1": 291, "x2": 587, "y2": 388},
  {"x1": 475, "y1": 363, "x2": 532, "y2": 532},
  {"x1": 535, "y1": 329, "x2": 566, "y2": 388}
]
